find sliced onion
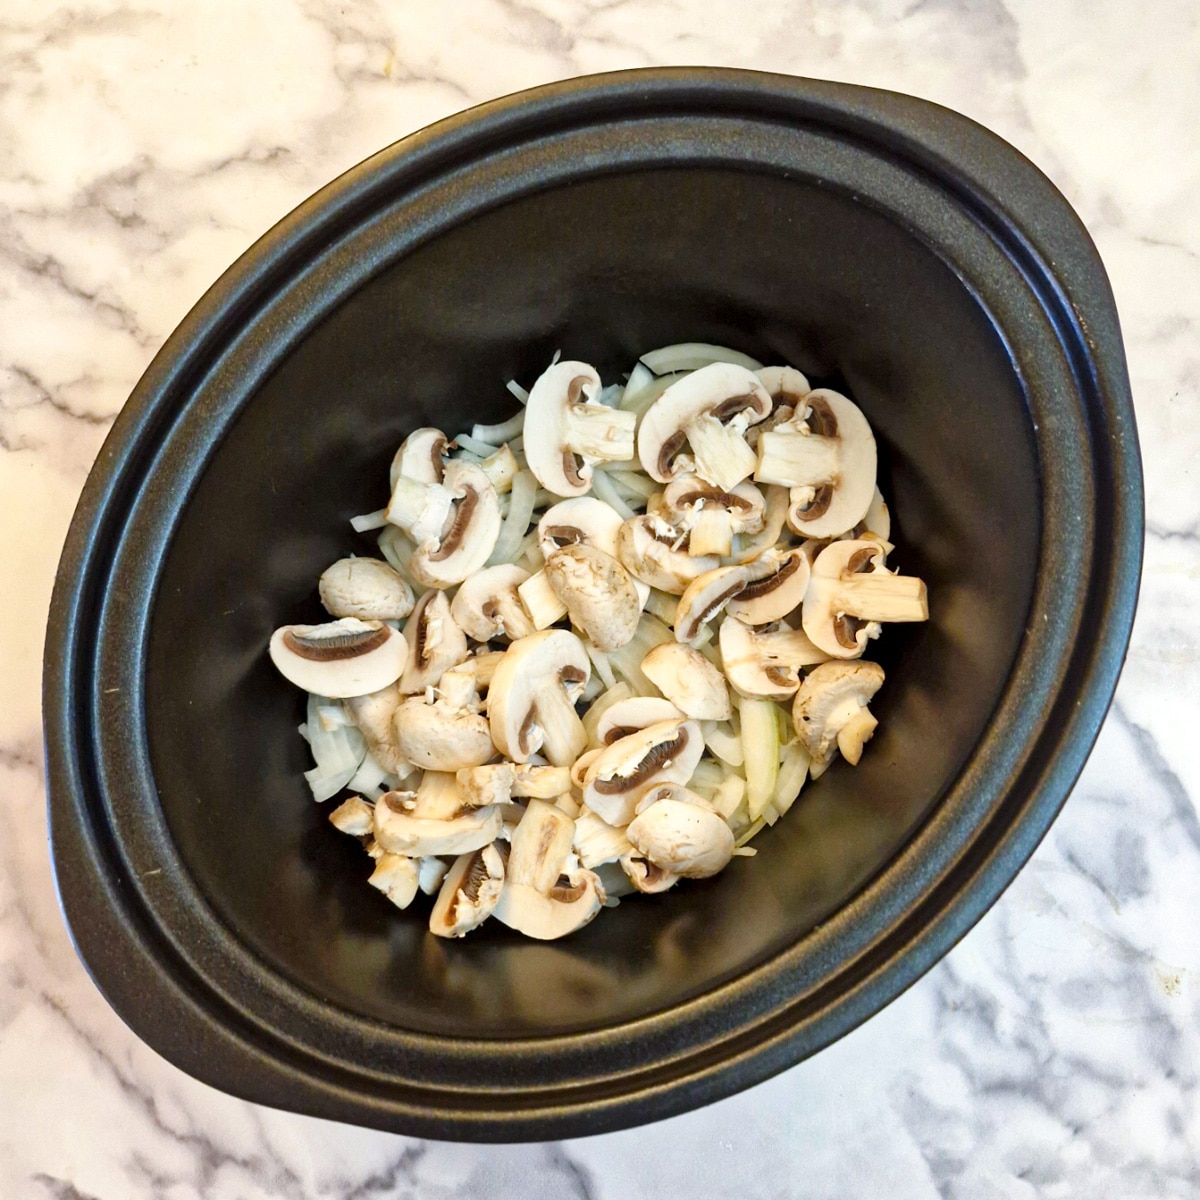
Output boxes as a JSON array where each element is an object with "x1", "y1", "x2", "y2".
[
  {"x1": 350, "y1": 508, "x2": 388, "y2": 533},
  {"x1": 590, "y1": 470, "x2": 637, "y2": 520},
  {"x1": 597, "y1": 383, "x2": 624, "y2": 408},
  {"x1": 620, "y1": 370, "x2": 686, "y2": 417},
  {"x1": 586, "y1": 643, "x2": 617, "y2": 689},
  {"x1": 773, "y1": 741, "x2": 811, "y2": 816},
  {"x1": 506, "y1": 379, "x2": 529, "y2": 404},
  {"x1": 488, "y1": 469, "x2": 537, "y2": 565},
  {"x1": 348, "y1": 752, "x2": 390, "y2": 801},
  {"x1": 639, "y1": 342, "x2": 763, "y2": 375},
  {"x1": 377, "y1": 525, "x2": 416, "y2": 578},
  {"x1": 471, "y1": 411, "x2": 524, "y2": 444}
]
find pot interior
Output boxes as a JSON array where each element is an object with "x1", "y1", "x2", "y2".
[{"x1": 146, "y1": 166, "x2": 1037, "y2": 1037}]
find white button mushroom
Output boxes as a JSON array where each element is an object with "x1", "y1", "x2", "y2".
[
  {"x1": 429, "y1": 842, "x2": 506, "y2": 937},
  {"x1": 615, "y1": 513, "x2": 721, "y2": 595},
  {"x1": 572, "y1": 807, "x2": 636, "y2": 869},
  {"x1": 592, "y1": 696, "x2": 685, "y2": 746},
  {"x1": 368, "y1": 853, "x2": 421, "y2": 910},
  {"x1": 398, "y1": 589, "x2": 468, "y2": 693},
  {"x1": 269, "y1": 618, "x2": 408, "y2": 698},
  {"x1": 487, "y1": 630, "x2": 592, "y2": 766},
  {"x1": 626, "y1": 783, "x2": 735, "y2": 878},
  {"x1": 319, "y1": 557, "x2": 414, "y2": 621},
  {"x1": 792, "y1": 660, "x2": 886, "y2": 774},
  {"x1": 407, "y1": 461, "x2": 503, "y2": 588},
  {"x1": 802, "y1": 539, "x2": 928, "y2": 658},
  {"x1": 454, "y1": 762, "x2": 573, "y2": 807},
  {"x1": 581, "y1": 718, "x2": 704, "y2": 826},
  {"x1": 344, "y1": 684, "x2": 407, "y2": 774},
  {"x1": 544, "y1": 543, "x2": 641, "y2": 651},
  {"x1": 754, "y1": 388, "x2": 878, "y2": 539},
  {"x1": 637, "y1": 362, "x2": 773, "y2": 491},
  {"x1": 328, "y1": 794, "x2": 374, "y2": 837},
  {"x1": 619, "y1": 853, "x2": 680, "y2": 893},
  {"x1": 389, "y1": 427, "x2": 448, "y2": 489},
  {"x1": 660, "y1": 476, "x2": 766, "y2": 557},
  {"x1": 723, "y1": 547, "x2": 811, "y2": 625},
  {"x1": 373, "y1": 773, "x2": 502, "y2": 856},
  {"x1": 392, "y1": 662, "x2": 494, "y2": 771},
  {"x1": 718, "y1": 615, "x2": 830, "y2": 700},
  {"x1": 523, "y1": 361, "x2": 636, "y2": 497},
  {"x1": 640, "y1": 642, "x2": 732, "y2": 721},
  {"x1": 450, "y1": 563, "x2": 536, "y2": 642}
]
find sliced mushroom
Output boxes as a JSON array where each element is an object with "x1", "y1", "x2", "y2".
[
  {"x1": 626, "y1": 783, "x2": 734, "y2": 878},
  {"x1": 641, "y1": 643, "x2": 732, "y2": 720},
  {"x1": 269, "y1": 618, "x2": 408, "y2": 698},
  {"x1": 852, "y1": 486, "x2": 890, "y2": 541},
  {"x1": 724, "y1": 547, "x2": 811, "y2": 625},
  {"x1": 368, "y1": 853, "x2": 420, "y2": 909},
  {"x1": 619, "y1": 853, "x2": 680, "y2": 893},
  {"x1": 476, "y1": 442, "x2": 519, "y2": 494},
  {"x1": 581, "y1": 718, "x2": 703, "y2": 826},
  {"x1": 373, "y1": 783, "x2": 502, "y2": 857},
  {"x1": 523, "y1": 361, "x2": 636, "y2": 497},
  {"x1": 319, "y1": 557, "x2": 414, "y2": 621},
  {"x1": 544, "y1": 543, "x2": 641, "y2": 651},
  {"x1": 493, "y1": 800, "x2": 605, "y2": 939},
  {"x1": 488, "y1": 630, "x2": 592, "y2": 766},
  {"x1": 802, "y1": 539, "x2": 928, "y2": 658},
  {"x1": 399, "y1": 590, "x2": 468, "y2": 693},
  {"x1": 429, "y1": 842, "x2": 506, "y2": 937},
  {"x1": 593, "y1": 696, "x2": 685, "y2": 745},
  {"x1": 754, "y1": 364, "x2": 811, "y2": 423},
  {"x1": 754, "y1": 388, "x2": 877, "y2": 539},
  {"x1": 719, "y1": 615, "x2": 830, "y2": 699},
  {"x1": 450, "y1": 563, "x2": 536, "y2": 642},
  {"x1": 470, "y1": 649, "x2": 505, "y2": 689},
  {"x1": 408, "y1": 461, "x2": 502, "y2": 588},
  {"x1": 344, "y1": 684, "x2": 407, "y2": 774},
  {"x1": 573, "y1": 807, "x2": 636, "y2": 869},
  {"x1": 661, "y1": 476, "x2": 766, "y2": 557},
  {"x1": 539, "y1": 495, "x2": 651, "y2": 612},
  {"x1": 516, "y1": 568, "x2": 569, "y2": 630},
  {"x1": 732, "y1": 484, "x2": 791, "y2": 563},
  {"x1": 455, "y1": 762, "x2": 573, "y2": 807},
  {"x1": 637, "y1": 363, "x2": 772, "y2": 490},
  {"x1": 615, "y1": 513, "x2": 720, "y2": 595},
  {"x1": 393, "y1": 663, "x2": 494, "y2": 771},
  {"x1": 792, "y1": 660, "x2": 885, "y2": 773},
  {"x1": 329, "y1": 795, "x2": 374, "y2": 837},
  {"x1": 390, "y1": 427, "x2": 448, "y2": 489},
  {"x1": 672, "y1": 562, "x2": 770, "y2": 646}
]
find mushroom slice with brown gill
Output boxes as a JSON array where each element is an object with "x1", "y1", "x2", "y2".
[
  {"x1": 523, "y1": 361, "x2": 636, "y2": 497},
  {"x1": 581, "y1": 718, "x2": 703, "y2": 826},
  {"x1": 450, "y1": 563, "x2": 535, "y2": 642},
  {"x1": 319, "y1": 557, "x2": 414, "y2": 621},
  {"x1": 754, "y1": 388, "x2": 877, "y2": 539},
  {"x1": 344, "y1": 684, "x2": 407, "y2": 774},
  {"x1": 626, "y1": 783, "x2": 734, "y2": 878},
  {"x1": 544, "y1": 543, "x2": 641, "y2": 651},
  {"x1": 793, "y1": 659, "x2": 886, "y2": 776},
  {"x1": 724, "y1": 547, "x2": 811, "y2": 625},
  {"x1": 373, "y1": 773, "x2": 502, "y2": 857},
  {"x1": 593, "y1": 696, "x2": 684, "y2": 746},
  {"x1": 538, "y1": 495, "x2": 651, "y2": 610},
  {"x1": 429, "y1": 842, "x2": 507, "y2": 937},
  {"x1": 619, "y1": 853, "x2": 680, "y2": 894},
  {"x1": 493, "y1": 801, "x2": 605, "y2": 940},
  {"x1": 802, "y1": 538, "x2": 928, "y2": 659},
  {"x1": 661, "y1": 476, "x2": 766, "y2": 557},
  {"x1": 641, "y1": 642, "x2": 732, "y2": 720},
  {"x1": 749, "y1": 366, "x2": 811, "y2": 447},
  {"x1": 637, "y1": 363, "x2": 773, "y2": 491},
  {"x1": 615, "y1": 513, "x2": 720, "y2": 595},
  {"x1": 393, "y1": 662, "x2": 494, "y2": 771},
  {"x1": 368, "y1": 853, "x2": 421, "y2": 910},
  {"x1": 407, "y1": 461, "x2": 502, "y2": 588},
  {"x1": 719, "y1": 615, "x2": 830, "y2": 700},
  {"x1": 269, "y1": 618, "x2": 408, "y2": 698},
  {"x1": 389, "y1": 427, "x2": 448, "y2": 489},
  {"x1": 487, "y1": 629, "x2": 592, "y2": 767},
  {"x1": 398, "y1": 589, "x2": 468, "y2": 693},
  {"x1": 672, "y1": 558, "x2": 789, "y2": 646},
  {"x1": 455, "y1": 762, "x2": 572, "y2": 807}
]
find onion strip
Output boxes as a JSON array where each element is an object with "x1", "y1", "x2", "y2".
[{"x1": 488, "y1": 470, "x2": 537, "y2": 565}]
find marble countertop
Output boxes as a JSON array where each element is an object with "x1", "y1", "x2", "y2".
[{"x1": 3, "y1": 1, "x2": 1196, "y2": 1195}]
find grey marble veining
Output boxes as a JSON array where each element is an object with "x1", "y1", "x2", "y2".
[{"x1": 2, "y1": 1, "x2": 1197, "y2": 1196}]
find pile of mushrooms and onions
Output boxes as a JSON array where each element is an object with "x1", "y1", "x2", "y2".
[{"x1": 269, "y1": 344, "x2": 928, "y2": 940}]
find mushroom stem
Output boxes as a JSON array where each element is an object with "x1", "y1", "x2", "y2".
[
  {"x1": 686, "y1": 506, "x2": 736, "y2": 557},
  {"x1": 836, "y1": 706, "x2": 878, "y2": 765},
  {"x1": 684, "y1": 413, "x2": 759, "y2": 491},
  {"x1": 753, "y1": 626, "x2": 830, "y2": 668},
  {"x1": 518, "y1": 569, "x2": 569, "y2": 629},
  {"x1": 564, "y1": 405, "x2": 637, "y2": 462},
  {"x1": 836, "y1": 575, "x2": 928, "y2": 623},
  {"x1": 506, "y1": 800, "x2": 575, "y2": 893},
  {"x1": 533, "y1": 680, "x2": 588, "y2": 766},
  {"x1": 755, "y1": 429, "x2": 840, "y2": 488},
  {"x1": 385, "y1": 476, "x2": 454, "y2": 541}
]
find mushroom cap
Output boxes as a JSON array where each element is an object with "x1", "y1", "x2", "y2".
[
  {"x1": 373, "y1": 791, "x2": 502, "y2": 856},
  {"x1": 792, "y1": 659, "x2": 885, "y2": 765},
  {"x1": 392, "y1": 695, "x2": 495, "y2": 770},
  {"x1": 756, "y1": 365, "x2": 811, "y2": 409},
  {"x1": 637, "y1": 362, "x2": 772, "y2": 484},
  {"x1": 544, "y1": 543, "x2": 641, "y2": 651},
  {"x1": 487, "y1": 629, "x2": 592, "y2": 763},
  {"x1": 492, "y1": 874, "x2": 604, "y2": 940},
  {"x1": 661, "y1": 476, "x2": 766, "y2": 534},
  {"x1": 641, "y1": 642, "x2": 732, "y2": 720},
  {"x1": 724, "y1": 547, "x2": 811, "y2": 625},
  {"x1": 409, "y1": 461, "x2": 502, "y2": 588},
  {"x1": 399, "y1": 589, "x2": 468, "y2": 693},
  {"x1": 719, "y1": 616, "x2": 799, "y2": 700},
  {"x1": 620, "y1": 854, "x2": 680, "y2": 893},
  {"x1": 780, "y1": 388, "x2": 877, "y2": 539},
  {"x1": 626, "y1": 785, "x2": 735, "y2": 878},
  {"x1": 429, "y1": 844, "x2": 506, "y2": 937},
  {"x1": 367, "y1": 853, "x2": 420, "y2": 910},
  {"x1": 582, "y1": 718, "x2": 703, "y2": 826},
  {"x1": 390, "y1": 426, "x2": 448, "y2": 488},
  {"x1": 269, "y1": 618, "x2": 408, "y2": 698},
  {"x1": 344, "y1": 684, "x2": 407, "y2": 774},
  {"x1": 538, "y1": 496, "x2": 623, "y2": 558},
  {"x1": 615, "y1": 514, "x2": 720, "y2": 595},
  {"x1": 522, "y1": 360, "x2": 603, "y2": 496},
  {"x1": 593, "y1": 696, "x2": 685, "y2": 745},
  {"x1": 319, "y1": 557, "x2": 414, "y2": 621},
  {"x1": 449, "y1": 563, "x2": 533, "y2": 642}
]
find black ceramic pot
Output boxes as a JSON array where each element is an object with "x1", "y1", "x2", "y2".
[{"x1": 44, "y1": 69, "x2": 1142, "y2": 1140}]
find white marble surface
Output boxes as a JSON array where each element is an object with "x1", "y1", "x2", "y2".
[{"x1": 2, "y1": 0, "x2": 1197, "y2": 1194}]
